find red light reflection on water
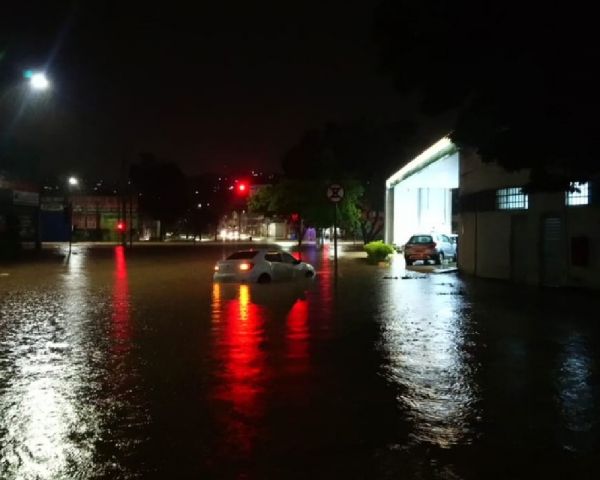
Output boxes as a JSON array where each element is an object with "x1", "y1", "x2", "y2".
[
  {"x1": 286, "y1": 298, "x2": 309, "y2": 374},
  {"x1": 316, "y1": 244, "x2": 334, "y2": 330},
  {"x1": 211, "y1": 283, "x2": 266, "y2": 456},
  {"x1": 112, "y1": 246, "x2": 130, "y2": 345},
  {"x1": 223, "y1": 284, "x2": 264, "y2": 409}
]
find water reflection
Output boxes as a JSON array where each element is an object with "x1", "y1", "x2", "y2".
[
  {"x1": 211, "y1": 283, "x2": 267, "y2": 457},
  {"x1": 379, "y1": 277, "x2": 480, "y2": 448},
  {"x1": 558, "y1": 332, "x2": 595, "y2": 452},
  {"x1": 286, "y1": 297, "x2": 309, "y2": 375},
  {"x1": 0, "y1": 247, "x2": 98, "y2": 478},
  {"x1": 112, "y1": 246, "x2": 131, "y2": 349}
]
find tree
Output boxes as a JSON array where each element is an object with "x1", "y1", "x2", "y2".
[
  {"x1": 249, "y1": 179, "x2": 363, "y2": 248},
  {"x1": 281, "y1": 119, "x2": 414, "y2": 242},
  {"x1": 373, "y1": 0, "x2": 600, "y2": 191},
  {"x1": 129, "y1": 153, "x2": 188, "y2": 239}
]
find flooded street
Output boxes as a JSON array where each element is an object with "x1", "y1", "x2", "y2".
[{"x1": 1, "y1": 244, "x2": 599, "y2": 479}]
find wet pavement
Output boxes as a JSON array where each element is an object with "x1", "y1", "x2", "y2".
[{"x1": 1, "y1": 243, "x2": 599, "y2": 479}]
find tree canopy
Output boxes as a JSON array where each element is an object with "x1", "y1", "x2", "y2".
[
  {"x1": 249, "y1": 178, "x2": 363, "y2": 244},
  {"x1": 279, "y1": 119, "x2": 414, "y2": 242},
  {"x1": 374, "y1": 0, "x2": 600, "y2": 190}
]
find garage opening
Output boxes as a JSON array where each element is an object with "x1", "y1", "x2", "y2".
[{"x1": 385, "y1": 138, "x2": 459, "y2": 248}]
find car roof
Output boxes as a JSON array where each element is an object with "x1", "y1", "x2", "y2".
[{"x1": 232, "y1": 248, "x2": 282, "y2": 253}]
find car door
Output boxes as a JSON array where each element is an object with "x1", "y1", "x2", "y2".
[
  {"x1": 264, "y1": 252, "x2": 285, "y2": 281},
  {"x1": 281, "y1": 252, "x2": 300, "y2": 279}
]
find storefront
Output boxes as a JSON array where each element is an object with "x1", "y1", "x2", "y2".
[{"x1": 0, "y1": 178, "x2": 40, "y2": 255}]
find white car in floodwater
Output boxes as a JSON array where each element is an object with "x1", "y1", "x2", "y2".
[{"x1": 213, "y1": 249, "x2": 316, "y2": 284}]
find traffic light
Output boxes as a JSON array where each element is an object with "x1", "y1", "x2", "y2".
[
  {"x1": 236, "y1": 182, "x2": 248, "y2": 195},
  {"x1": 116, "y1": 221, "x2": 126, "y2": 232}
]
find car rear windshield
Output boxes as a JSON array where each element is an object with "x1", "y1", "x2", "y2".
[
  {"x1": 408, "y1": 235, "x2": 434, "y2": 244},
  {"x1": 226, "y1": 251, "x2": 258, "y2": 260}
]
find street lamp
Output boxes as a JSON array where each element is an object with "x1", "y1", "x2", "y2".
[
  {"x1": 66, "y1": 176, "x2": 79, "y2": 254},
  {"x1": 26, "y1": 71, "x2": 50, "y2": 91}
]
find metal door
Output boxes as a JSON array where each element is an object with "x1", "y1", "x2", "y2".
[{"x1": 541, "y1": 216, "x2": 564, "y2": 286}]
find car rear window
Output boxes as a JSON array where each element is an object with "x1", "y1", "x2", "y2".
[
  {"x1": 408, "y1": 235, "x2": 434, "y2": 244},
  {"x1": 226, "y1": 251, "x2": 258, "y2": 260}
]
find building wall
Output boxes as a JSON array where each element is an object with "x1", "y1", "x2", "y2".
[
  {"x1": 458, "y1": 151, "x2": 600, "y2": 288},
  {"x1": 40, "y1": 194, "x2": 139, "y2": 242},
  {"x1": 460, "y1": 149, "x2": 530, "y2": 194},
  {"x1": 0, "y1": 179, "x2": 40, "y2": 250}
]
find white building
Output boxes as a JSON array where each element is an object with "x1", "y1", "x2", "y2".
[
  {"x1": 385, "y1": 137, "x2": 459, "y2": 247},
  {"x1": 386, "y1": 137, "x2": 600, "y2": 288}
]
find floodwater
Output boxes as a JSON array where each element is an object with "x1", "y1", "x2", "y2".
[{"x1": 1, "y1": 244, "x2": 599, "y2": 479}]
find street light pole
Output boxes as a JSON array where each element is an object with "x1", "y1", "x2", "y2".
[{"x1": 67, "y1": 177, "x2": 78, "y2": 254}]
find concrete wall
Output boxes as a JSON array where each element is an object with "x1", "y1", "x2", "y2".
[
  {"x1": 458, "y1": 152, "x2": 600, "y2": 288},
  {"x1": 565, "y1": 205, "x2": 600, "y2": 288},
  {"x1": 460, "y1": 149, "x2": 530, "y2": 193},
  {"x1": 391, "y1": 186, "x2": 453, "y2": 246},
  {"x1": 399, "y1": 152, "x2": 459, "y2": 189}
]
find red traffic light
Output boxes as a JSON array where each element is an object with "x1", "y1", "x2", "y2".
[
  {"x1": 237, "y1": 182, "x2": 248, "y2": 194},
  {"x1": 116, "y1": 221, "x2": 126, "y2": 232}
]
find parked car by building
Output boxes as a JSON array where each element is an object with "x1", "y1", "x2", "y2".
[
  {"x1": 213, "y1": 249, "x2": 315, "y2": 283},
  {"x1": 404, "y1": 233, "x2": 456, "y2": 266},
  {"x1": 448, "y1": 233, "x2": 458, "y2": 261}
]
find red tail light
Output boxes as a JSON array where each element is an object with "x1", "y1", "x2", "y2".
[{"x1": 239, "y1": 262, "x2": 254, "y2": 271}]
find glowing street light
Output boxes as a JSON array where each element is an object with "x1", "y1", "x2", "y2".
[
  {"x1": 66, "y1": 176, "x2": 79, "y2": 254},
  {"x1": 28, "y1": 72, "x2": 50, "y2": 91}
]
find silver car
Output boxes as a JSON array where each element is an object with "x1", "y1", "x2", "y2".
[{"x1": 213, "y1": 249, "x2": 316, "y2": 283}]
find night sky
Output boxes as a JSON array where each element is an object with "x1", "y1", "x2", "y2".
[{"x1": 1, "y1": 1, "x2": 419, "y2": 178}]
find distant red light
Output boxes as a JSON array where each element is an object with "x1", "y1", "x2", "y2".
[
  {"x1": 236, "y1": 182, "x2": 249, "y2": 195},
  {"x1": 116, "y1": 222, "x2": 126, "y2": 232}
]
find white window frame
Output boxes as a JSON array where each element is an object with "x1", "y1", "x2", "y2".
[
  {"x1": 566, "y1": 182, "x2": 589, "y2": 206},
  {"x1": 496, "y1": 187, "x2": 528, "y2": 210}
]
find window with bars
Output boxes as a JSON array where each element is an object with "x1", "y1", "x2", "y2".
[
  {"x1": 566, "y1": 182, "x2": 589, "y2": 206},
  {"x1": 496, "y1": 187, "x2": 528, "y2": 210}
]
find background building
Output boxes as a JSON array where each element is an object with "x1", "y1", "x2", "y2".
[
  {"x1": 385, "y1": 137, "x2": 600, "y2": 289},
  {"x1": 385, "y1": 137, "x2": 459, "y2": 247},
  {"x1": 459, "y1": 151, "x2": 600, "y2": 288},
  {"x1": 40, "y1": 194, "x2": 139, "y2": 242},
  {"x1": 0, "y1": 176, "x2": 40, "y2": 255}
]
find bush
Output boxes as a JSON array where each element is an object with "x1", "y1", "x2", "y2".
[{"x1": 364, "y1": 241, "x2": 395, "y2": 264}]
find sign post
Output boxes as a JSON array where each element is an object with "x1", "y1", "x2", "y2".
[{"x1": 326, "y1": 184, "x2": 344, "y2": 280}]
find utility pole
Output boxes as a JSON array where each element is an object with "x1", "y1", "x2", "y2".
[
  {"x1": 120, "y1": 155, "x2": 128, "y2": 247},
  {"x1": 326, "y1": 183, "x2": 344, "y2": 282},
  {"x1": 333, "y1": 203, "x2": 338, "y2": 279},
  {"x1": 129, "y1": 182, "x2": 134, "y2": 248}
]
